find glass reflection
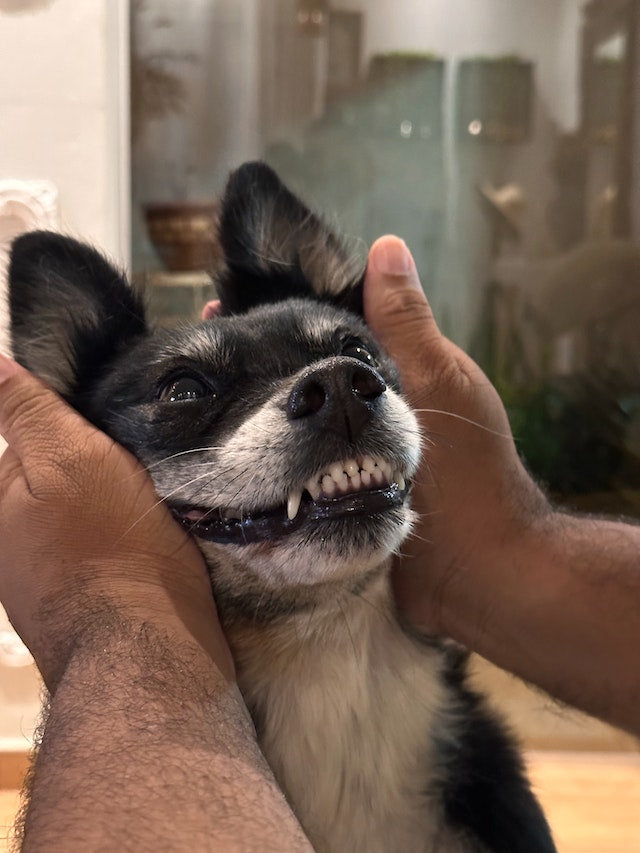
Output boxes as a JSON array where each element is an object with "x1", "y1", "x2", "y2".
[{"x1": 131, "y1": 0, "x2": 640, "y2": 520}]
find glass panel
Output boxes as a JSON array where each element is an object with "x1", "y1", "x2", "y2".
[{"x1": 131, "y1": 0, "x2": 640, "y2": 521}]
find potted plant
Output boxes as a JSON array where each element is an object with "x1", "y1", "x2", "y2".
[{"x1": 131, "y1": 0, "x2": 218, "y2": 274}]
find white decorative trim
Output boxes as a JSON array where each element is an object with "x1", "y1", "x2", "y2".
[
  {"x1": 0, "y1": 178, "x2": 60, "y2": 281},
  {"x1": 0, "y1": 178, "x2": 60, "y2": 361},
  {"x1": 107, "y1": 0, "x2": 131, "y2": 268},
  {"x1": 0, "y1": 0, "x2": 54, "y2": 13},
  {"x1": 0, "y1": 627, "x2": 33, "y2": 669}
]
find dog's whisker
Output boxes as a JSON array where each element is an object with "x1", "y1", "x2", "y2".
[
  {"x1": 115, "y1": 467, "x2": 233, "y2": 542},
  {"x1": 144, "y1": 446, "x2": 226, "y2": 470},
  {"x1": 412, "y1": 408, "x2": 513, "y2": 439}
]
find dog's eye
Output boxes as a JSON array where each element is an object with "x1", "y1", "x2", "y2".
[
  {"x1": 158, "y1": 375, "x2": 212, "y2": 403},
  {"x1": 341, "y1": 339, "x2": 376, "y2": 367}
]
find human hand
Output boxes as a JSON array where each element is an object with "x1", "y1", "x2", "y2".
[
  {"x1": 363, "y1": 237, "x2": 549, "y2": 637},
  {"x1": 0, "y1": 354, "x2": 233, "y2": 690}
]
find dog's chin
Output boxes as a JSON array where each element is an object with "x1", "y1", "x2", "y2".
[
  {"x1": 197, "y1": 507, "x2": 413, "y2": 619},
  {"x1": 171, "y1": 481, "x2": 412, "y2": 547}
]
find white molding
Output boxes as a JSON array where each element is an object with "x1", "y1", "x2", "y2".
[
  {"x1": 107, "y1": 0, "x2": 131, "y2": 269},
  {"x1": 0, "y1": 178, "x2": 60, "y2": 357},
  {"x1": 0, "y1": 0, "x2": 54, "y2": 12}
]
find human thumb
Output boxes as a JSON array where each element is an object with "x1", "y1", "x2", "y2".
[{"x1": 363, "y1": 236, "x2": 443, "y2": 372}]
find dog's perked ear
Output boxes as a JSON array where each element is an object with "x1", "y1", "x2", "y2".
[
  {"x1": 8, "y1": 231, "x2": 147, "y2": 399},
  {"x1": 215, "y1": 161, "x2": 364, "y2": 316}
]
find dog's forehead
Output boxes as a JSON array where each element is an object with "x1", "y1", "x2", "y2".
[
  {"x1": 156, "y1": 322, "x2": 231, "y2": 364},
  {"x1": 295, "y1": 308, "x2": 349, "y2": 343},
  {"x1": 143, "y1": 299, "x2": 370, "y2": 379},
  {"x1": 239, "y1": 299, "x2": 366, "y2": 344}
]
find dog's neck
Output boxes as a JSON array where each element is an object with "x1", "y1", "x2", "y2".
[
  {"x1": 226, "y1": 563, "x2": 395, "y2": 664},
  {"x1": 225, "y1": 567, "x2": 456, "y2": 853}
]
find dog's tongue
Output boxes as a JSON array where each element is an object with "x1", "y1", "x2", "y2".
[{"x1": 182, "y1": 508, "x2": 208, "y2": 521}]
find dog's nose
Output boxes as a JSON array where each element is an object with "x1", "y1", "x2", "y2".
[{"x1": 287, "y1": 357, "x2": 386, "y2": 440}]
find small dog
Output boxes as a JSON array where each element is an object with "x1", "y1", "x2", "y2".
[{"x1": 9, "y1": 162, "x2": 555, "y2": 852}]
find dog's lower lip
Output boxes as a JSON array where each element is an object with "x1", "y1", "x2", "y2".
[{"x1": 171, "y1": 483, "x2": 411, "y2": 546}]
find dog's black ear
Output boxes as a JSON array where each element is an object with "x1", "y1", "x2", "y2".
[
  {"x1": 9, "y1": 231, "x2": 147, "y2": 399},
  {"x1": 215, "y1": 161, "x2": 364, "y2": 315}
]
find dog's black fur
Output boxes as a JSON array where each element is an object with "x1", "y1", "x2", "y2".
[{"x1": 9, "y1": 162, "x2": 555, "y2": 852}]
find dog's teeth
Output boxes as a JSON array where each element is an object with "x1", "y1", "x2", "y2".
[
  {"x1": 379, "y1": 459, "x2": 392, "y2": 478},
  {"x1": 329, "y1": 462, "x2": 345, "y2": 481},
  {"x1": 345, "y1": 459, "x2": 359, "y2": 477},
  {"x1": 336, "y1": 475, "x2": 349, "y2": 493},
  {"x1": 396, "y1": 473, "x2": 406, "y2": 490},
  {"x1": 287, "y1": 490, "x2": 303, "y2": 520},
  {"x1": 222, "y1": 507, "x2": 242, "y2": 521},
  {"x1": 361, "y1": 455, "x2": 376, "y2": 473},
  {"x1": 372, "y1": 466, "x2": 384, "y2": 485},
  {"x1": 301, "y1": 456, "x2": 400, "y2": 503},
  {"x1": 321, "y1": 474, "x2": 337, "y2": 497},
  {"x1": 306, "y1": 479, "x2": 322, "y2": 501}
]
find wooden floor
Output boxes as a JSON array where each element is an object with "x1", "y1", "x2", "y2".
[
  {"x1": 526, "y1": 751, "x2": 640, "y2": 852},
  {"x1": 0, "y1": 751, "x2": 638, "y2": 851}
]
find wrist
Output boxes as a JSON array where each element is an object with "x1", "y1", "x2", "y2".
[
  {"x1": 432, "y1": 468, "x2": 553, "y2": 644},
  {"x1": 37, "y1": 582, "x2": 234, "y2": 693}
]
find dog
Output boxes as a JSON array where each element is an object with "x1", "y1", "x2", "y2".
[{"x1": 9, "y1": 162, "x2": 555, "y2": 852}]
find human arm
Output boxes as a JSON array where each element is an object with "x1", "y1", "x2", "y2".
[
  {"x1": 0, "y1": 354, "x2": 311, "y2": 852},
  {"x1": 363, "y1": 236, "x2": 640, "y2": 735}
]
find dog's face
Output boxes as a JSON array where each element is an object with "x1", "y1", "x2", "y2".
[{"x1": 9, "y1": 163, "x2": 420, "y2": 621}]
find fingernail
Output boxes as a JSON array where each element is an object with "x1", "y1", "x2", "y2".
[
  {"x1": 372, "y1": 237, "x2": 413, "y2": 276},
  {"x1": 0, "y1": 353, "x2": 19, "y2": 385}
]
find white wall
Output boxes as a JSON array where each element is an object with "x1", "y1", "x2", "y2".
[
  {"x1": 0, "y1": 0, "x2": 129, "y2": 749},
  {"x1": 0, "y1": 0, "x2": 129, "y2": 265}
]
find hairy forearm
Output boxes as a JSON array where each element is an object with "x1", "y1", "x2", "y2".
[
  {"x1": 441, "y1": 510, "x2": 640, "y2": 735},
  {"x1": 19, "y1": 621, "x2": 311, "y2": 853}
]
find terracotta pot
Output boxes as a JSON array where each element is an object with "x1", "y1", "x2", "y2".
[{"x1": 144, "y1": 200, "x2": 220, "y2": 272}]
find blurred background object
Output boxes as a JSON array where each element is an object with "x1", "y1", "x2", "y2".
[
  {"x1": 0, "y1": 0, "x2": 639, "y2": 797},
  {"x1": 127, "y1": 0, "x2": 640, "y2": 759}
]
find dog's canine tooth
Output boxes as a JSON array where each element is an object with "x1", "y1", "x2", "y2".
[
  {"x1": 396, "y1": 472, "x2": 406, "y2": 490},
  {"x1": 287, "y1": 490, "x2": 303, "y2": 520}
]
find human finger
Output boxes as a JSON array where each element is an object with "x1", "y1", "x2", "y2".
[
  {"x1": 0, "y1": 353, "x2": 106, "y2": 489},
  {"x1": 363, "y1": 236, "x2": 444, "y2": 370}
]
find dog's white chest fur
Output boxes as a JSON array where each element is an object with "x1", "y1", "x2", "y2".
[{"x1": 231, "y1": 573, "x2": 459, "y2": 853}]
